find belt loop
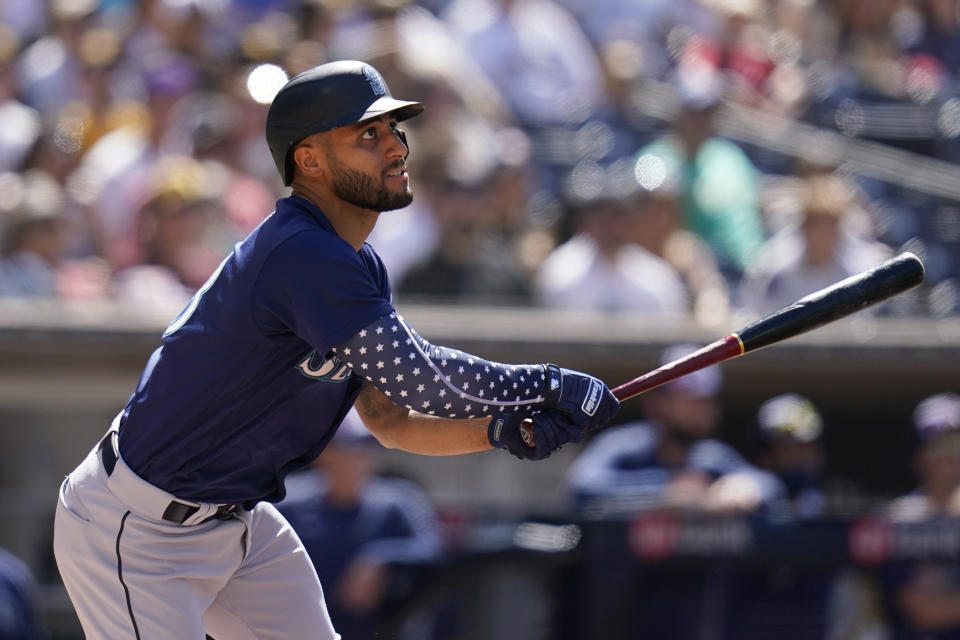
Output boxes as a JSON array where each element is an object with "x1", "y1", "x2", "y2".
[{"x1": 99, "y1": 432, "x2": 118, "y2": 476}]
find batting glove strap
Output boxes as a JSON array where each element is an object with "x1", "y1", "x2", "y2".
[{"x1": 542, "y1": 364, "x2": 618, "y2": 431}]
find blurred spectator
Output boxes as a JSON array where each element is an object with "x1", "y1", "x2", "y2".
[
  {"x1": 111, "y1": 156, "x2": 231, "y2": 307},
  {"x1": 729, "y1": 393, "x2": 860, "y2": 640},
  {"x1": 0, "y1": 35, "x2": 42, "y2": 174},
  {"x1": 908, "y1": 0, "x2": 960, "y2": 74},
  {"x1": 628, "y1": 182, "x2": 731, "y2": 326},
  {"x1": 889, "y1": 393, "x2": 960, "y2": 522},
  {"x1": 0, "y1": 545, "x2": 42, "y2": 640},
  {"x1": 278, "y1": 409, "x2": 452, "y2": 640},
  {"x1": 636, "y1": 68, "x2": 766, "y2": 279},
  {"x1": 880, "y1": 392, "x2": 960, "y2": 639},
  {"x1": 566, "y1": 343, "x2": 782, "y2": 516},
  {"x1": 754, "y1": 393, "x2": 828, "y2": 518},
  {"x1": 738, "y1": 172, "x2": 891, "y2": 316},
  {"x1": 533, "y1": 195, "x2": 689, "y2": 315},
  {"x1": 563, "y1": 344, "x2": 782, "y2": 639},
  {"x1": 441, "y1": 0, "x2": 606, "y2": 129},
  {"x1": 398, "y1": 164, "x2": 534, "y2": 304},
  {"x1": 0, "y1": 168, "x2": 109, "y2": 299},
  {"x1": 0, "y1": 171, "x2": 67, "y2": 297}
]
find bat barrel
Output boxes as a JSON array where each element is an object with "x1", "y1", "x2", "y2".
[{"x1": 737, "y1": 252, "x2": 924, "y2": 353}]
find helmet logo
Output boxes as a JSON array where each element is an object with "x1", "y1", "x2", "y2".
[{"x1": 362, "y1": 65, "x2": 387, "y2": 97}]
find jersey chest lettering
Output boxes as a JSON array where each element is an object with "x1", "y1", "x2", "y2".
[{"x1": 297, "y1": 351, "x2": 351, "y2": 382}]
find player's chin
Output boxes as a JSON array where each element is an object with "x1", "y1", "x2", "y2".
[{"x1": 377, "y1": 189, "x2": 414, "y2": 212}]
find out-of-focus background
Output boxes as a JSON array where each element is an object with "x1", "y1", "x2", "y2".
[{"x1": 2, "y1": 0, "x2": 960, "y2": 638}]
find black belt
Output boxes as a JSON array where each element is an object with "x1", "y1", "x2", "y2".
[{"x1": 99, "y1": 435, "x2": 241, "y2": 525}]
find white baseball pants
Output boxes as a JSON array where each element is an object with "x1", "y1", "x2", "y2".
[{"x1": 53, "y1": 425, "x2": 341, "y2": 640}]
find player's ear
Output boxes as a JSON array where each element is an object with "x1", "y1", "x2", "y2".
[{"x1": 292, "y1": 141, "x2": 325, "y2": 181}]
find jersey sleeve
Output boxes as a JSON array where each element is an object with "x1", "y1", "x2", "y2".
[
  {"x1": 335, "y1": 311, "x2": 549, "y2": 419},
  {"x1": 252, "y1": 230, "x2": 394, "y2": 354}
]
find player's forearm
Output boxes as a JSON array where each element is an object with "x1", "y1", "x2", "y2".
[{"x1": 354, "y1": 383, "x2": 493, "y2": 455}]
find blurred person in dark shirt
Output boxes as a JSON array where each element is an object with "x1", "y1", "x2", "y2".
[
  {"x1": 278, "y1": 409, "x2": 453, "y2": 640},
  {"x1": 750, "y1": 393, "x2": 830, "y2": 520},
  {"x1": 0, "y1": 546, "x2": 42, "y2": 640},
  {"x1": 567, "y1": 344, "x2": 781, "y2": 516},
  {"x1": 880, "y1": 393, "x2": 960, "y2": 639},
  {"x1": 562, "y1": 344, "x2": 782, "y2": 640}
]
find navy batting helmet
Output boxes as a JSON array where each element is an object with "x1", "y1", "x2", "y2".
[{"x1": 265, "y1": 60, "x2": 424, "y2": 185}]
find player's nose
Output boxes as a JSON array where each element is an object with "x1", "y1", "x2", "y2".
[{"x1": 385, "y1": 129, "x2": 408, "y2": 159}]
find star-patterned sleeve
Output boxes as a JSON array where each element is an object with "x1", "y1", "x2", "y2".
[{"x1": 333, "y1": 312, "x2": 548, "y2": 419}]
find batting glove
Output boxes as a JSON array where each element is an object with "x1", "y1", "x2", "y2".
[
  {"x1": 541, "y1": 364, "x2": 620, "y2": 433},
  {"x1": 488, "y1": 409, "x2": 582, "y2": 460}
]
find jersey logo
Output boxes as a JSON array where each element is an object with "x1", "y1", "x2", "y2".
[{"x1": 297, "y1": 351, "x2": 351, "y2": 382}]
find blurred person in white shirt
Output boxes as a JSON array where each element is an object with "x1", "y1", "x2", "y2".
[
  {"x1": 737, "y1": 172, "x2": 890, "y2": 317},
  {"x1": 533, "y1": 194, "x2": 689, "y2": 315}
]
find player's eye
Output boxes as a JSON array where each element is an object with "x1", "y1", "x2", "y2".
[{"x1": 361, "y1": 127, "x2": 377, "y2": 140}]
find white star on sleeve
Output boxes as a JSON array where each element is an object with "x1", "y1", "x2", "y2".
[
  {"x1": 359, "y1": 347, "x2": 367, "y2": 355},
  {"x1": 359, "y1": 329, "x2": 367, "y2": 338},
  {"x1": 377, "y1": 361, "x2": 384, "y2": 369},
  {"x1": 343, "y1": 347, "x2": 351, "y2": 355},
  {"x1": 376, "y1": 326, "x2": 384, "y2": 335},
  {"x1": 416, "y1": 384, "x2": 425, "y2": 393}
]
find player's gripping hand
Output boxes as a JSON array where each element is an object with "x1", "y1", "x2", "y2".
[
  {"x1": 541, "y1": 364, "x2": 620, "y2": 433},
  {"x1": 488, "y1": 409, "x2": 583, "y2": 460}
]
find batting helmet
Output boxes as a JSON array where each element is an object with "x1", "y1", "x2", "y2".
[{"x1": 265, "y1": 60, "x2": 424, "y2": 185}]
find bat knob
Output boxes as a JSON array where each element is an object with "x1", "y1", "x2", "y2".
[{"x1": 520, "y1": 419, "x2": 535, "y2": 447}]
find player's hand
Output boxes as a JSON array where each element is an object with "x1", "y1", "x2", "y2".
[
  {"x1": 541, "y1": 364, "x2": 620, "y2": 433},
  {"x1": 488, "y1": 409, "x2": 581, "y2": 460}
]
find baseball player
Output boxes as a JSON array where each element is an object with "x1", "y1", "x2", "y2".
[{"x1": 52, "y1": 60, "x2": 619, "y2": 639}]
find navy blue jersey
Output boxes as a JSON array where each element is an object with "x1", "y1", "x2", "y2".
[{"x1": 119, "y1": 196, "x2": 393, "y2": 506}]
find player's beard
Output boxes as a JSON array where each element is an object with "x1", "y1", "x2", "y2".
[{"x1": 325, "y1": 151, "x2": 413, "y2": 212}]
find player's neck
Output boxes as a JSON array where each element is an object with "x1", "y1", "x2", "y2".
[{"x1": 291, "y1": 183, "x2": 379, "y2": 251}]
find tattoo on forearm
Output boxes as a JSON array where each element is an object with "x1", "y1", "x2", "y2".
[{"x1": 357, "y1": 383, "x2": 405, "y2": 422}]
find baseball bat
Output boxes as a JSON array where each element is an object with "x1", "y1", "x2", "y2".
[{"x1": 521, "y1": 251, "x2": 924, "y2": 446}]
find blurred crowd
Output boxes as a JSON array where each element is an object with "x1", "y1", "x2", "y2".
[
  {"x1": 3, "y1": 0, "x2": 960, "y2": 637},
  {"x1": 0, "y1": 0, "x2": 959, "y2": 319}
]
